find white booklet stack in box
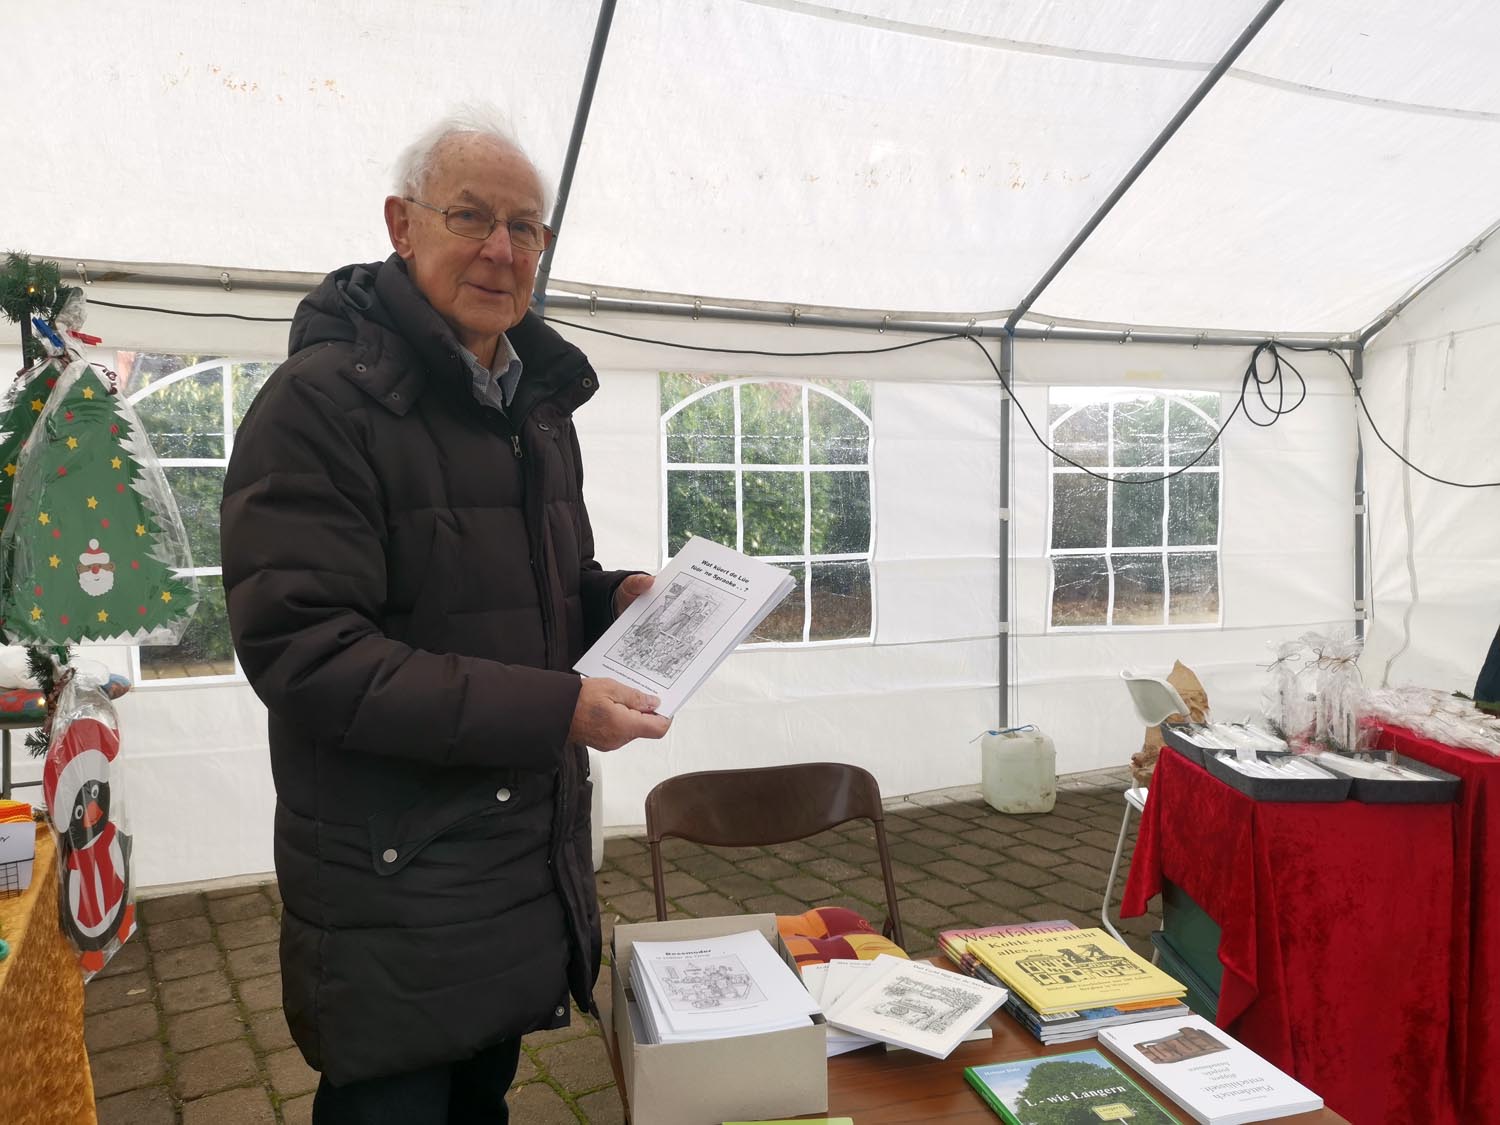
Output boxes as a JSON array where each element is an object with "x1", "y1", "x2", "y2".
[
  {"x1": 1098, "y1": 1014, "x2": 1323, "y2": 1125},
  {"x1": 628, "y1": 928, "x2": 821, "y2": 1045},
  {"x1": 574, "y1": 536, "x2": 795, "y2": 716},
  {"x1": 821, "y1": 954, "x2": 1008, "y2": 1059}
]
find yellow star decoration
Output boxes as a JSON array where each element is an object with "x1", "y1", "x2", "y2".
[
  {"x1": 160, "y1": 591, "x2": 173, "y2": 604},
  {"x1": 37, "y1": 512, "x2": 49, "y2": 526},
  {"x1": 47, "y1": 555, "x2": 60, "y2": 569},
  {"x1": 135, "y1": 524, "x2": 147, "y2": 537},
  {"x1": 97, "y1": 610, "x2": 109, "y2": 623},
  {"x1": 29, "y1": 606, "x2": 41, "y2": 621},
  {"x1": 86, "y1": 496, "x2": 99, "y2": 509},
  {"x1": 111, "y1": 457, "x2": 122, "y2": 470},
  {"x1": 82, "y1": 387, "x2": 95, "y2": 400},
  {"x1": 29, "y1": 399, "x2": 43, "y2": 413},
  {"x1": 3, "y1": 463, "x2": 14, "y2": 477},
  {"x1": 66, "y1": 436, "x2": 79, "y2": 450}
]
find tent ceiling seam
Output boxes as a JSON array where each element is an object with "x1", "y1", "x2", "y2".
[{"x1": 744, "y1": 0, "x2": 1500, "y2": 120}]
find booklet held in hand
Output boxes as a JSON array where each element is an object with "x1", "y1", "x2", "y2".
[{"x1": 575, "y1": 537, "x2": 796, "y2": 716}]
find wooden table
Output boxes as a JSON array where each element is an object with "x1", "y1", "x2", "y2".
[
  {"x1": 0, "y1": 823, "x2": 97, "y2": 1125},
  {"x1": 600, "y1": 965, "x2": 1349, "y2": 1124}
]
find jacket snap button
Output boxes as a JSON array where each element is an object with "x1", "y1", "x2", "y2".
[
  {"x1": 355, "y1": 363, "x2": 367, "y2": 373},
  {"x1": 389, "y1": 392, "x2": 400, "y2": 401},
  {"x1": 381, "y1": 848, "x2": 398, "y2": 863},
  {"x1": 554, "y1": 1005, "x2": 566, "y2": 1018},
  {"x1": 582, "y1": 378, "x2": 593, "y2": 388},
  {"x1": 496, "y1": 788, "x2": 511, "y2": 802},
  {"x1": 537, "y1": 422, "x2": 550, "y2": 431}
]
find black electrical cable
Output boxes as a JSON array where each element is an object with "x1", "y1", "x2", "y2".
[
  {"x1": 78, "y1": 296, "x2": 1499, "y2": 488},
  {"x1": 86, "y1": 297, "x2": 294, "y2": 323},
  {"x1": 545, "y1": 315, "x2": 966, "y2": 358},
  {"x1": 1280, "y1": 341, "x2": 1500, "y2": 489}
]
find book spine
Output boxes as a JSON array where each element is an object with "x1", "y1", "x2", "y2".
[{"x1": 962, "y1": 1068, "x2": 1025, "y2": 1125}]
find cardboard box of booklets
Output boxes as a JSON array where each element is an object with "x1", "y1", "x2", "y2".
[{"x1": 610, "y1": 914, "x2": 829, "y2": 1125}]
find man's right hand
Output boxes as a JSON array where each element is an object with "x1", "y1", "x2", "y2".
[{"x1": 569, "y1": 677, "x2": 672, "y2": 751}]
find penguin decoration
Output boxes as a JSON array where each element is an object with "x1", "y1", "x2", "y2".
[{"x1": 41, "y1": 715, "x2": 136, "y2": 976}]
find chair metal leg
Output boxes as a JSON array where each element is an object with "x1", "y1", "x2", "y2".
[
  {"x1": 1100, "y1": 798, "x2": 1137, "y2": 946},
  {"x1": 2, "y1": 728, "x2": 10, "y2": 800}
]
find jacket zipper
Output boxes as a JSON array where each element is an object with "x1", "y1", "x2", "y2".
[{"x1": 508, "y1": 423, "x2": 555, "y2": 673}]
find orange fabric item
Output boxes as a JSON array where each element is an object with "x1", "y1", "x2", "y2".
[{"x1": 776, "y1": 906, "x2": 907, "y2": 966}]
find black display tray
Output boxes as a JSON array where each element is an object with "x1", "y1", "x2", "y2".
[
  {"x1": 1159, "y1": 722, "x2": 1209, "y2": 767},
  {"x1": 1309, "y1": 753, "x2": 1462, "y2": 804},
  {"x1": 1201, "y1": 750, "x2": 1351, "y2": 802}
]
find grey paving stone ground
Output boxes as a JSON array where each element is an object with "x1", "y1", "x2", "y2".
[{"x1": 85, "y1": 768, "x2": 1158, "y2": 1123}]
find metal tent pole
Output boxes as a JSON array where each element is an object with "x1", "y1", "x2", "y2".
[
  {"x1": 533, "y1": 0, "x2": 618, "y2": 313},
  {"x1": 1003, "y1": 0, "x2": 1288, "y2": 334},
  {"x1": 999, "y1": 333, "x2": 1013, "y2": 727},
  {"x1": 1353, "y1": 346, "x2": 1367, "y2": 640}
]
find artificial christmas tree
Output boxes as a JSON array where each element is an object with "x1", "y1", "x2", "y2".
[{"x1": 0, "y1": 360, "x2": 195, "y2": 645}]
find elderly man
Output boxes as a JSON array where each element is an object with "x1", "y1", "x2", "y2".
[{"x1": 221, "y1": 113, "x2": 670, "y2": 1124}]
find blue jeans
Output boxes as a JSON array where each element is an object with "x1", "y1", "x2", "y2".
[{"x1": 312, "y1": 1038, "x2": 522, "y2": 1125}]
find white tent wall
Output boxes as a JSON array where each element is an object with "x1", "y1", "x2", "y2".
[
  {"x1": 1010, "y1": 341, "x2": 1355, "y2": 771},
  {"x1": 1361, "y1": 245, "x2": 1500, "y2": 695}
]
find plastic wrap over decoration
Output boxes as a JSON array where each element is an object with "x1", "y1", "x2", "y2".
[
  {"x1": 0, "y1": 358, "x2": 196, "y2": 646},
  {"x1": 1262, "y1": 631, "x2": 1365, "y2": 752},
  {"x1": 41, "y1": 663, "x2": 137, "y2": 980},
  {"x1": 1358, "y1": 686, "x2": 1500, "y2": 757}
]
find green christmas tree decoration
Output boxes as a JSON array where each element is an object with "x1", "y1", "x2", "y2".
[
  {"x1": 0, "y1": 359, "x2": 65, "y2": 520},
  {"x1": 0, "y1": 253, "x2": 80, "y2": 366},
  {"x1": 0, "y1": 361, "x2": 197, "y2": 645}
]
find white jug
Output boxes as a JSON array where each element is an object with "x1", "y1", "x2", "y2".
[{"x1": 980, "y1": 726, "x2": 1056, "y2": 814}]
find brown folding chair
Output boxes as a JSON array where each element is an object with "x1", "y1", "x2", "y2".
[{"x1": 644, "y1": 762, "x2": 904, "y2": 950}]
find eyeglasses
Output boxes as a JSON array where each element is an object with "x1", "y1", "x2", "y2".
[{"x1": 403, "y1": 197, "x2": 555, "y2": 252}]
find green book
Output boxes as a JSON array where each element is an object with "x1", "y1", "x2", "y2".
[{"x1": 965, "y1": 1049, "x2": 1178, "y2": 1124}]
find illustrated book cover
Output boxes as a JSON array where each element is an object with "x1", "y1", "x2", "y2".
[
  {"x1": 964, "y1": 1049, "x2": 1178, "y2": 1124},
  {"x1": 1099, "y1": 1014, "x2": 1322, "y2": 1125},
  {"x1": 969, "y1": 926, "x2": 1186, "y2": 1015},
  {"x1": 822, "y1": 953, "x2": 1007, "y2": 1059},
  {"x1": 629, "y1": 928, "x2": 820, "y2": 1044},
  {"x1": 574, "y1": 535, "x2": 794, "y2": 716}
]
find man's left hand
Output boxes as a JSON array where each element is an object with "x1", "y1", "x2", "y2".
[{"x1": 613, "y1": 573, "x2": 654, "y2": 618}]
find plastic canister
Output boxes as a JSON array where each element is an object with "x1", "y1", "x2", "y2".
[{"x1": 980, "y1": 726, "x2": 1057, "y2": 814}]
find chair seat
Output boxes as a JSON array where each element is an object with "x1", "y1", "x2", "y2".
[{"x1": 1125, "y1": 786, "x2": 1149, "y2": 812}]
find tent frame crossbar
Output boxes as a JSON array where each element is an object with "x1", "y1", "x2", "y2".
[
  {"x1": 1003, "y1": 0, "x2": 1289, "y2": 334},
  {"x1": 534, "y1": 0, "x2": 618, "y2": 311}
]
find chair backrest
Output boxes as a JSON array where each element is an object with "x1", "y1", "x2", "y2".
[
  {"x1": 1120, "y1": 670, "x2": 1192, "y2": 728},
  {"x1": 644, "y1": 762, "x2": 904, "y2": 949}
]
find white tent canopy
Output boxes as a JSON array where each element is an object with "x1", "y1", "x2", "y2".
[{"x1": 2, "y1": 1, "x2": 1498, "y2": 889}]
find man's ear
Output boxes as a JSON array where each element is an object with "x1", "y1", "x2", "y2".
[{"x1": 384, "y1": 196, "x2": 413, "y2": 258}]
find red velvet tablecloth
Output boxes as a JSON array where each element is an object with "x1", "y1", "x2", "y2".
[
  {"x1": 1121, "y1": 747, "x2": 1457, "y2": 1125},
  {"x1": 1374, "y1": 723, "x2": 1500, "y2": 1125}
]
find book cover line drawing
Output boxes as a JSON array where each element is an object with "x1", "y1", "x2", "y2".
[
  {"x1": 603, "y1": 573, "x2": 745, "y2": 691},
  {"x1": 657, "y1": 954, "x2": 767, "y2": 1013},
  {"x1": 868, "y1": 976, "x2": 984, "y2": 1034}
]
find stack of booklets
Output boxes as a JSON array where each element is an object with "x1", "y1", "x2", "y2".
[
  {"x1": 961, "y1": 923, "x2": 1188, "y2": 1044},
  {"x1": 1098, "y1": 1013, "x2": 1323, "y2": 1124},
  {"x1": 627, "y1": 929, "x2": 822, "y2": 1045},
  {"x1": 819, "y1": 953, "x2": 1008, "y2": 1059},
  {"x1": 574, "y1": 536, "x2": 796, "y2": 717},
  {"x1": 798, "y1": 961, "x2": 880, "y2": 1056}
]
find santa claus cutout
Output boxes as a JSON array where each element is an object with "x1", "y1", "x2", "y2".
[{"x1": 42, "y1": 715, "x2": 135, "y2": 975}]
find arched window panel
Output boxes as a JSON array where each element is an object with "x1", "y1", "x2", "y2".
[
  {"x1": 1047, "y1": 388, "x2": 1222, "y2": 630},
  {"x1": 661, "y1": 376, "x2": 873, "y2": 646},
  {"x1": 117, "y1": 352, "x2": 275, "y2": 683}
]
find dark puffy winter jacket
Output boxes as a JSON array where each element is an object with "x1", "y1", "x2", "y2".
[{"x1": 221, "y1": 255, "x2": 624, "y2": 1085}]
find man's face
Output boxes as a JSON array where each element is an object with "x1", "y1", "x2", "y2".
[{"x1": 385, "y1": 136, "x2": 545, "y2": 362}]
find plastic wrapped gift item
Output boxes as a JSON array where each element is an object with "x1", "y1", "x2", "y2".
[
  {"x1": 1309, "y1": 632, "x2": 1365, "y2": 753},
  {"x1": 40, "y1": 661, "x2": 137, "y2": 980},
  {"x1": 1359, "y1": 686, "x2": 1500, "y2": 757},
  {"x1": 0, "y1": 358, "x2": 197, "y2": 646},
  {"x1": 1263, "y1": 636, "x2": 1317, "y2": 743}
]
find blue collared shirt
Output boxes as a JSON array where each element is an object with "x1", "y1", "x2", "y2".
[{"x1": 462, "y1": 333, "x2": 523, "y2": 413}]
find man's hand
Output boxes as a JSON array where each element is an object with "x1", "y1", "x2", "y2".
[
  {"x1": 569, "y1": 676, "x2": 671, "y2": 751},
  {"x1": 613, "y1": 573, "x2": 654, "y2": 618}
]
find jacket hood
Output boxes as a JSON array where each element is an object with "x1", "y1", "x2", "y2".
[{"x1": 287, "y1": 255, "x2": 596, "y2": 418}]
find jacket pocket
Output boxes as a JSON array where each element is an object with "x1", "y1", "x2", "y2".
[{"x1": 366, "y1": 772, "x2": 544, "y2": 877}]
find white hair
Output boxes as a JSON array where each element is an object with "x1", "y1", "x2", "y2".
[{"x1": 392, "y1": 105, "x2": 554, "y2": 211}]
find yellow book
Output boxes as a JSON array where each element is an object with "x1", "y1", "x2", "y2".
[{"x1": 968, "y1": 927, "x2": 1185, "y2": 1015}]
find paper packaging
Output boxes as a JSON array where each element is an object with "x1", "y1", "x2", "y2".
[{"x1": 611, "y1": 915, "x2": 829, "y2": 1125}]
